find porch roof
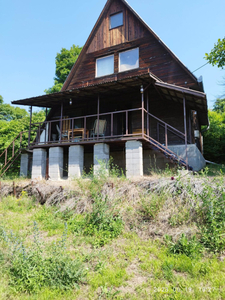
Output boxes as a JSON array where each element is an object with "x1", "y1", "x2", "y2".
[
  {"x1": 12, "y1": 72, "x2": 154, "y2": 108},
  {"x1": 12, "y1": 71, "x2": 208, "y2": 125},
  {"x1": 155, "y1": 82, "x2": 208, "y2": 125}
]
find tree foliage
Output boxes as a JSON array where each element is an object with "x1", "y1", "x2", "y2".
[
  {"x1": 45, "y1": 44, "x2": 83, "y2": 94},
  {"x1": 213, "y1": 98, "x2": 225, "y2": 113},
  {"x1": 203, "y1": 110, "x2": 225, "y2": 163},
  {"x1": 0, "y1": 96, "x2": 45, "y2": 176},
  {"x1": 205, "y1": 38, "x2": 225, "y2": 69},
  {"x1": 0, "y1": 95, "x2": 28, "y2": 121}
]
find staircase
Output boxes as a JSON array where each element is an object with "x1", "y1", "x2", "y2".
[
  {"x1": 0, "y1": 131, "x2": 26, "y2": 177},
  {"x1": 145, "y1": 135, "x2": 190, "y2": 170}
]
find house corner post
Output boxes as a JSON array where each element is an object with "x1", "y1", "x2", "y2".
[
  {"x1": 28, "y1": 106, "x2": 32, "y2": 147},
  {"x1": 97, "y1": 95, "x2": 100, "y2": 140},
  {"x1": 141, "y1": 87, "x2": 144, "y2": 138},
  {"x1": 183, "y1": 95, "x2": 188, "y2": 167},
  {"x1": 60, "y1": 102, "x2": 63, "y2": 142},
  {"x1": 147, "y1": 92, "x2": 149, "y2": 137}
]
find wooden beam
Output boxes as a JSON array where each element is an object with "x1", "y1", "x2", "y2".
[
  {"x1": 60, "y1": 102, "x2": 63, "y2": 142},
  {"x1": 28, "y1": 106, "x2": 32, "y2": 147},
  {"x1": 183, "y1": 96, "x2": 188, "y2": 166},
  {"x1": 142, "y1": 88, "x2": 144, "y2": 138},
  {"x1": 97, "y1": 95, "x2": 100, "y2": 140},
  {"x1": 147, "y1": 92, "x2": 149, "y2": 137}
]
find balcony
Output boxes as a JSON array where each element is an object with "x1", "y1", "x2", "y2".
[{"x1": 29, "y1": 107, "x2": 188, "y2": 149}]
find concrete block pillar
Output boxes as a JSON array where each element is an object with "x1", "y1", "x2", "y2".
[
  {"x1": 94, "y1": 143, "x2": 109, "y2": 175},
  {"x1": 49, "y1": 147, "x2": 64, "y2": 180},
  {"x1": 126, "y1": 141, "x2": 143, "y2": 178},
  {"x1": 20, "y1": 153, "x2": 29, "y2": 177},
  {"x1": 32, "y1": 148, "x2": 47, "y2": 180},
  {"x1": 68, "y1": 145, "x2": 84, "y2": 178}
]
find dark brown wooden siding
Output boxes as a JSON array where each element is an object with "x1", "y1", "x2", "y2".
[
  {"x1": 65, "y1": 0, "x2": 198, "y2": 91},
  {"x1": 87, "y1": 0, "x2": 149, "y2": 53},
  {"x1": 67, "y1": 35, "x2": 197, "y2": 90}
]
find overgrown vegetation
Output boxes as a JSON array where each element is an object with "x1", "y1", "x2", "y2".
[
  {"x1": 1, "y1": 167, "x2": 225, "y2": 299},
  {"x1": 1, "y1": 222, "x2": 85, "y2": 293}
]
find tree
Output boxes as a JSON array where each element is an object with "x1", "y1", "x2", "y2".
[
  {"x1": 0, "y1": 96, "x2": 28, "y2": 121},
  {"x1": 213, "y1": 98, "x2": 225, "y2": 113},
  {"x1": 203, "y1": 110, "x2": 225, "y2": 163},
  {"x1": 205, "y1": 38, "x2": 225, "y2": 69},
  {"x1": 45, "y1": 44, "x2": 83, "y2": 94}
]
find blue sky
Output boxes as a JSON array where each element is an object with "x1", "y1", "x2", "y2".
[{"x1": 0, "y1": 0, "x2": 225, "y2": 110}]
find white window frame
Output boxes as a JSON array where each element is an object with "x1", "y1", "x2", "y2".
[
  {"x1": 96, "y1": 54, "x2": 114, "y2": 78},
  {"x1": 119, "y1": 48, "x2": 139, "y2": 73},
  {"x1": 110, "y1": 12, "x2": 123, "y2": 29}
]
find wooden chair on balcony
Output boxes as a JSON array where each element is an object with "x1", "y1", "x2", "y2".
[
  {"x1": 56, "y1": 117, "x2": 70, "y2": 141},
  {"x1": 90, "y1": 119, "x2": 107, "y2": 139}
]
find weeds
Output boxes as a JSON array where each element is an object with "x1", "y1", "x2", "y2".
[
  {"x1": 69, "y1": 193, "x2": 123, "y2": 247},
  {"x1": 196, "y1": 180, "x2": 225, "y2": 252},
  {"x1": 140, "y1": 193, "x2": 166, "y2": 221},
  {"x1": 165, "y1": 234, "x2": 202, "y2": 258},
  {"x1": 0, "y1": 222, "x2": 86, "y2": 293}
]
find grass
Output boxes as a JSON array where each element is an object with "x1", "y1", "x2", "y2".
[{"x1": 0, "y1": 167, "x2": 225, "y2": 299}]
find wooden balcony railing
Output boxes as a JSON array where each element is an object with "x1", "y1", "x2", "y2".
[{"x1": 29, "y1": 107, "x2": 189, "y2": 149}]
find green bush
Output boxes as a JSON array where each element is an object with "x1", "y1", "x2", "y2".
[
  {"x1": 1, "y1": 222, "x2": 86, "y2": 293},
  {"x1": 69, "y1": 194, "x2": 123, "y2": 247},
  {"x1": 165, "y1": 234, "x2": 202, "y2": 258},
  {"x1": 197, "y1": 180, "x2": 225, "y2": 252}
]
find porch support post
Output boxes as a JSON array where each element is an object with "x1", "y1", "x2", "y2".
[
  {"x1": 28, "y1": 106, "x2": 32, "y2": 147},
  {"x1": 141, "y1": 88, "x2": 144, "y2": 138},
  {"x1": 94, "y1": 143, "x2": 109, "y2": 176},
  {"x1": 147, "y1": 92, "x2": 149, "y2": 137},
  {"x1": 20, "y1": 153, "x2": 29, "y2": 177},
  {"x1": 97, "y1": 95, "x2": 100, "y2": 140},
  {"x1": 60, "y1": 102, "x2": 63, "y2": 142},
  {"x1": 68, "y1": 145, "x2": 84, "y2": 178},
  {"x1": 49, "y1": 147, "x2": 64, "y2": 180},
  {"x1": 189, "y1": 112, "x2": 192, "y2": 143},
  {"x1": 32, "y1": 148, "x2": 47, "y2": 180},
  {"x1": 45, "y1": 108, "x2": 47, "y2": 143},
  {"x1": 183, "y1": 96, "x2": 188, "y2": 166},
  {"x1": 126, "y1": 141, "x2": 143, "y2": 178}
]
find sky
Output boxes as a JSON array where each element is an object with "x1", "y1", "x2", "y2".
[{"x1": 0, "y1": 0, "x2": 225, "y2": 111}]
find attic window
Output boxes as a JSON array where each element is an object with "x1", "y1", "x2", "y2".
[
  {"x1": 96, "y1": 55, "x2": 114, "y2": 77},
  {"x1": 110, "y1": 12, "x2": 123, "y2": 29},
  {"x1": 119, "y1": 48, "x2": 139, "y2": 72}
]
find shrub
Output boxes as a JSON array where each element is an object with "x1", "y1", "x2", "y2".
[
  {"x1": 197, "y1": 179, "x2": 225, "y2": 252},
  {"x1": 69, "y1": 194, "x2": 123, "y2": 247},
  {"x1": 165, "y1": 234, "x2": 202, "y2": 258},
  {"x1": 1, "y1": 222, "x2": 86, "y2": 293}
]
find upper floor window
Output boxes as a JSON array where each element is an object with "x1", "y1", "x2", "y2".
[
  {"x1": 96, "y1": 55, "x2": 114, "y2": 77},
  {"x1": 119, "y1": 48, "x2": 139, "y2": 72},
  {"x1": 110, "y1": 12, "x2": 123, "y2": 29}
]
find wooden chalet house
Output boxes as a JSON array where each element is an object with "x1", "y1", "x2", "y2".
[{"x1": 7, "y1": 0, "x2": 208, "y2": 180}]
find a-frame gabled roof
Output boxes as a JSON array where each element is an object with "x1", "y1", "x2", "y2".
[{"x1": 62, "y1": 0, "x2": 198, "y2": 92}]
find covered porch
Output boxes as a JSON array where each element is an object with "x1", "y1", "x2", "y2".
[{"x1": 12, "y1": 72, "x2": 208, "y2": 179}]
